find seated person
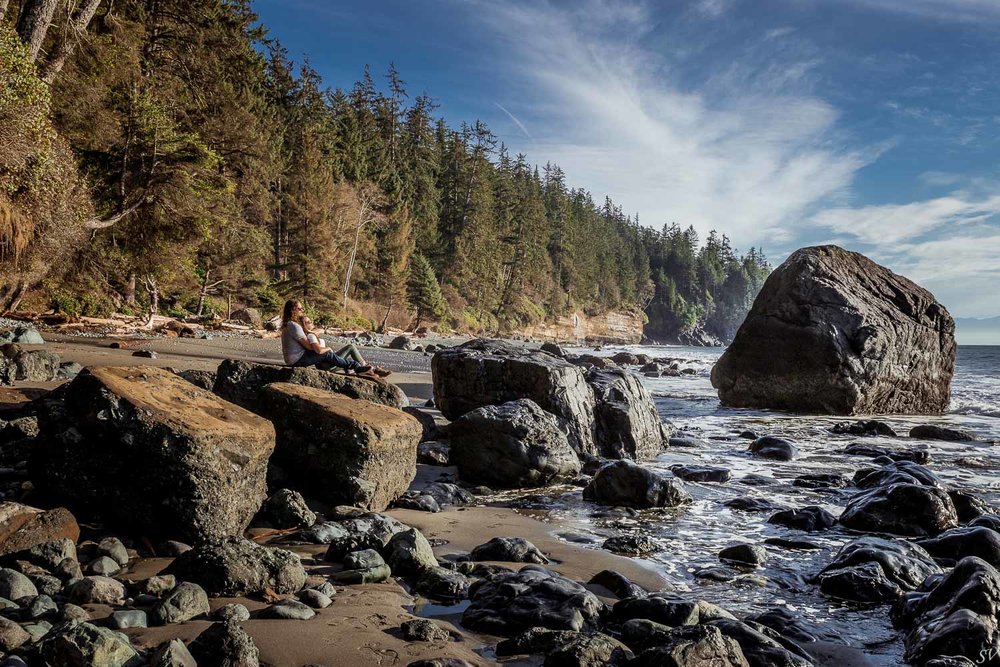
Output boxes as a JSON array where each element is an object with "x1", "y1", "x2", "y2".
[
  {"x1": 301, "y1": 316, "x2": 391, "y2": 377},
  {"x1": 280, "y1": 300, "x2": 371, "y2": 374}
]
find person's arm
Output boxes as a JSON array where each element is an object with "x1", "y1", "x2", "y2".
[{"x1": 297, "y1": 335, "x2": 328, "y2": 354}]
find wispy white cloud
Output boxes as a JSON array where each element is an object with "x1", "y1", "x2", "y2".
[
  {"x1": 835, "y1": 0, "x2": 1000, "y2": 24},
  {"x1": 811, "y1": 191, "x2": 1000, "y2": 244},
  {"x1": 494, "y1": 102, "x2": 531, "y2": 138},
  {"x1": 470, "y1": 0, "x2": 870, "y2": 249}
]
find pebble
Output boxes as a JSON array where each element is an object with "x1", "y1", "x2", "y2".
[
  {"x1": 297, "y1": 589, "x2": 332, "y2": 609},
  {"x1": 214, "y1": 603, "x2": 251, "y2": 623},
  {"x1": 262, "y1": 599, "x2": 316, "y2": 620},
  {"x1": 108, "y1": 609, "x2": 148, "y2": 629}
]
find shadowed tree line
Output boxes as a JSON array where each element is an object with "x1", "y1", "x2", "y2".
[{"x1": 0, "y1": 0, "x2": 769, "y2": 341}]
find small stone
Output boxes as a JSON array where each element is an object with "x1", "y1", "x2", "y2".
[
  {"x1": 23, "y1": 594, "x2": 57, "y2": 619},
  {"x1": 132, "y1": 350, "x2": 157, "y2": 358},
  {"x1": 160, "y1": 541, "x2": 192, "y2": 557},
  {"x1": 188, "y1": 619, "x2": 260, "y2": 666},
  {"x1": 97, "y1": 537, "x2": 130, "y2": 567},
  {"x1": 151, "y1": 582, "x2": 211, "y2": 625},
  {"x1": 602, "y1": 535, "x2": 658, "y2": 556},
  {"x1": 401, "y1": 618, "x2": 450, "y2": 642},
  {"x1": 0, "y1": 568, "x2": 37, "y2": 601},
  {"x1": 108, "y1": 609, "x2": 148, "y2": 629},
  {"x1": 297, "y1": 589, "x2": 332, "y2": 609},
  {"x1": 213, "y1": 603, "x2": 251, "y2": 623},
  {"x1": 138, "y1": 574, "x2": 177, "y2": 596},
  {"x1": 61, "y1": 604, "x2": 89, "y2": 622},
  {"x1": 54, "y1": 557, "x2": 84, "y2": 581},
  {"x1": 87, "y1": 555, "x2": 120, "y2": 576},
  {"x1": 261, "y1": 598, "x2": 316, "y2": 620},
  {"x1": 148, "y1": 638, "x2": 198, "y2": 667},
  {"x1": 29, "y1": 573, "x2": 63, "y2": 597},
  {"x1": 0, "y1": 616, "x2": 30, "y2": 652},
  {"x1": 719, "y1": 544, "x2": 768, "y2": 566},
  {"x1": 69, "y1": 576, "x2": 126, "y2": 605}
]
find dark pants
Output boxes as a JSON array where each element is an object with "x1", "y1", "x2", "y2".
[{"x1": 292, "y1": 349, "x2": 359, "y2": 371}]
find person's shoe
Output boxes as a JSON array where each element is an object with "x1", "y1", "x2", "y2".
[{"x1": 354, "y1": 364, "x2": 373, "y2": 374}]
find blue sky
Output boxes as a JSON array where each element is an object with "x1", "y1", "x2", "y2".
[{"x1": 254, "y1": 0, "x2": 1000, "y2": 319}]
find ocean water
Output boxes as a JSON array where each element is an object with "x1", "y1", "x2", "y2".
[{"x1": 526, "y1": 344, "x2": 1000, "y2": 665}]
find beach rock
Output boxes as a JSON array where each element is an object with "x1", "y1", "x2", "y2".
[
  {"x1": 896, "y1": 557, "x2": 1000, "y2": 666},
  {"x1": 817, "y1": 536, "x2": 940, "y2": 602},
  {"x1": 854, "y1": 460, "x2": 943, "y2": 489},
  {"x1": 719, "y1": 544, "x2": 768, "y2": 567},
  {"x1": 417, "y1": 441, "x2": 450, "y2": 466},
  {"x1": 544, "y1": 632, "x2": 634, "y2": 666},
  {"x1": 0, "y1": 568, "x2": 36, "y2": 600},
  {"x1": 670, "y1": 465, "x2": 731, "y2": 483},
  {"x1": 748, "y1": 608, "x2": 839, "y2": 645},
  {"x1": 33, "y1": 366, "x2": 274, "y2": 543},
  {"x1": 132, "y1": 349, "x2": 157, "y2": 359},
  {"x1": 394, "y1": 492, "x2": 440, "y2": 513},
  {"x1": 668, "y1": 435, "x2": 709, "y2": 448},
  {"x1": 540, "y1": 343, "x2": 565, "y2": 357},
  {"x1": 840, "y1": 483, "x2": 958, "y2": 536},
  {"x1": 629, "y1": 624, "x2": 749, "y2": 667},
  {"x1": 388, "y1": 335, "x2": 414, "y2": 350},
  {"x1": 403, "y1": 405, "x2": 439, "y2": 442},
  {"x1": 167, "y1": 536, "x2": 306, "y2": 596},
  {"x1": 431, "y1": 339, "x2": 598, "y2": 456},
  {"x1": 602, "y1": 535, "x2": 657, "y2": 556},
  {"x1": 423, "y1": 482, "x2": 474, "y2": 507},
  {"x1": 36, "y1": 620, "x2": 139, "y2": 666},
  {"x1": 415, "y1": 566, "x2": 471, "y2": 600},
  {"x1": 463, "y1": 566, "x2": 606, "y2": 634},
  {"x1": 148, "y1": 638, "x2": 197, "y2": 667},
  {"x1": 260, "y1": 489, "x2": 316, "y2": 529},
  {"x1": 261, "y1": 599, "x2": 315, "y2": 620},
  {"x1": 136, "y1": 574, "x2": 176, "y2": 596},
  {"x1": 213, "y1": 604, "x2": 251, "y2": 623},
  {"x1": 972, "y1": 515, "x2": 1000, "y2": 533},
  {"x1": 319, "y1": 512, "x2": 408, "y2": 558},
  {"x1": 471, "y1": 537, "x2": 549, "y2": 564},
  {"x1": 97, "y1": 537, "x2": 129, "y2": 566},
  {"x1": 86, "y1": 555, "x2": 119, "y2": 576},
  {"x1": 213, "y1": 358, "x2": 406, "y2": 410},
  {"x1": 385, "y1": 528, "x2": 438, "y2": 575},
  {"x1": 297, "y1": 589, "x2": 332, "y2": 609},
  {"x1": 949, "y1": 491, "x2": 994, "y2": 523},
  {"x1": 189, "y1": 619, "x2": 260, "y2": 667},
  {"x1": 257, "y1": 383, "x2": 420, "y2": 511},
  {"x1": 707, "y1": 618, "x2": 813, "y2": 667},
  {"x1": 68, "y1": 576, "x2": 126, "y2": 605},
  {"x1": 613, "y1": 595, "x2": 707, "y2": 627},
  {"x1": 175, "y1": 368, "x2": 217, "y2": 391},
  {"x1": 401, "y1": 618, "x2": 450, "y2": 643},
  {"x1": 407, "y1": 660, "x2": 477, "y2": 667},
  {"x1": 583, "y1": 460, "x2": 691, "y2": 509},
  {"x1": 831, "y1": 420, "x2": 897, "y2": 437},
  {"x1": 909, "y1": 424, "x2": 976, "y2": 441},
  {"x1": 0, "y1": 324, "x2": 44, "y2": 346},
  {"x1": 711, "y1": 245, "x2": 956, "y2": 415},
  {"x1": 449, "y1": 399, "x2": 581, "y2": 489},
  {"x1": 151, "y1": 582, "x2": 210, "y2": 625},
  {"x1": 586, "y1": 369, "x2": 669, "y2": 460},
  {"x1": 0, "y1": 503, "x2": 80, "y2": 562},
  {"x1": 842, "y1": 443, "x2": 928, "y2": 464},
  {"x1": 0, "y1": 345, "x2": 61, "y2": 384},
  {"x1": 747, "y1": 436, "x2": 798, "y2": 461},
  {"x1": 0, "y1": 616, "x2": 29, "y2": 651},
  {"x1": 917, "y1": 527, "x2": 1000, "y2": 568},
  {"x1": 107, "y1": 610, "x2": 147, "y2": 629},
  {"x1": 792, "y1": 473, "x2": 849, "y2": 489},
  {"x1": 767, "y1": 507, "x2": 837, "y2": 532},
  {"x1": 724, "y1": 497, "x2": 783, "y2": 513},
  {"x1": 589, "y1": 570, "x2": 648, "y2": 599},
  {"x1": 230, "y1": 308, "x2": 263, "y2": 328}
]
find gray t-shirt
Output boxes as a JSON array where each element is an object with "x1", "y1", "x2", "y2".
[{"x1": 281, "y1": 321, "x2": 308, "y2": 365}]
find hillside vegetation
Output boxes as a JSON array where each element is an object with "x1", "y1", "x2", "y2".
[{"x1": 0, "y1": 0, "x2": 770, "y2": 342}]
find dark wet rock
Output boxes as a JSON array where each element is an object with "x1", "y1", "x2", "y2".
[
  {"x1": 711, "y1": 245, "x2": 956, "y2": 415},
  {"x1": 668, "y1": 435, "x2": 709, "y2": 448},
  {"x1": 840, "y1": 483, "x2": 958, "y2": 536},
  {"x1": 853, "y1": 460, "x2": 943, "y2": 489},
  {"x1": 909, "y1": 424, "x2": 976, "y2": 442},
  {"x1": 896, "y1": 557, "x2": 1000, "y2": 666},
  {"x1": 423, "y1": 482, "x2": 475, "y2": 507},
  {"x1": 629, "y1": 624, "x2": 750, "y2": 667},
  {"x1": 388, "y1": 335, "x2": 414, "y2": 350},
  {"x1": 949, "y1": 490, "x2": 994, "y2": 524},
  {"x1": 260, "y1": 488, "x2": 316, "y2": 529},
  {"x1": 415, "y1": 566, "x2": 471, "y2": 600},
  {"x1": 544, "y1": 631, "x2": 634, "y2": 666},
  {"x1": 670, "y1": 465, "x2": 731, "y2": 483},
  {"x1": 188, "y1": 619, "x2": 260, "y2": 667},
  {"x1": 417, "y1": 441, "x2": 450, "y2": 466},
  {"x1": 602, "y1": 535, "x2": 657, "y2": 557},
  {"x1": 35, "y1": 620, "x2": 140, "y2": 666},
  {"x1": 540, "y1": 342, "x2": 565, "y2": 357},
  {"x1": 611, "y1": 352, "x2": 641, "y2": 366},
  {"x1": 747, "y1": 435, "x2": 798, "y2": 461},
  {"x1": 719, "y1": 544, "x2": 768, "y2": 567},
  {"x1": 176, "y1": 369, "x2": 217, "y2": 391},
  {"x1": 583, "y1": 460, "x2": 691, "y2": 509},
  {"x1": 831, "y1": 420, "x2": 897, "y2": 437},
  {"x1": 496, "y1": 627, "x2": 578, "y2": 656},
  {"x1": 449, "y1": 399, "x2": 581, "y2": 489},
  {"x1": 613, "y1": 594, "x2": 736, "y2": 627},
  {"x1": 588, "y1": 570, "x2": 647, "y2": 599},
  {"x1": 842, "y1": 443, "x2": 929, "y2": 464},
  {"x1": 257, "y1": 383, "x2": 420, "y2": 511},
  {"x1": 463, "y1": 566, "x2": 606, "y2": 633},
  {"x1": 132, "y1": 349, "x2": 157, "y2": 359},
  {"x1": 151, "y1": 582, "x2": 210, "y2": 625},
  {"x1": 401, "y1": 618, "x2": 450, "y2": 643},
  {"x1": 767, "y1": 506, "x2": 837, "y2": 532},
  {"x1": 747, "y1": 608, "x2": 840, "y2": 645},
  {"x1": 385, "y1": 528, "x2": 439, "y2": 575},
  {"x1": 394, "y1": 492, "x2": 440, "y2": 513},
  {"x1": 586, "y1": 369, "x2": 670, "y2": 460},
  {"x1": 320, "y1": 512, "x2": 408, "y2": 559},
  {"x1": 818, "y1": 536, "x2": 941, "y2": 602},
  {"x1": 167, "y1": 536, "x2": 306, "y2": 596},
  {"x1": 213, "y1": 358, "x2": 406, "y2": 410},
  {"x1": 407, "y1": 660, "x2": 477, "y2": 667},
  {"x1": 917, "y1": 527, "x2": 1000, "y2": 568},
  {"x1": 764, "y1": 538, "x2": 822, "y2": 551},
  {"x1": 707, "y1": 618, "x2": 813, "y2": 667},
  {"x1": 471, "y1": 537, "x2": 548, "y2": 564},
  {"x1": 972, "y1": 515, "x2": 1000, "y2": 533},
  {"x1": 33, "y1": 366, "x2": 274, "y2": 543},
  {"x1": 724, "y1": 497, "x2": 783, "y2": 513},
  {"x1": 792, "y1": 473, "x2": 849, "y2": 489},
  {"x1": 260, "y1": 599, "x2": 315, "y2": 620},
  {"x1": 738, "y1": 474, "x2": 775, "y2": 486},
  {"x1": 403, "y1": 405, "x2": 439, "y2": 442},
  {"x1": 432, "y1": 340, "x2": 598, "y2": 455},
  {"x1": 618, "y1": 618, "x2": 676, "y2": 651}
]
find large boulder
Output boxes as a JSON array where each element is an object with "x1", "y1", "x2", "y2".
[
  {"x1": 583, "y1": 460, "x2": 691, "y2": 509},
  {"x1": 839, "y1": 483, "x2": 958, "y2": 537},
  {"x1": 257, "y1": 383, "x2": 420, "y2": 511},
  {"x1": 817, "y1": 536, "x2": 941, "y2": 603},
  {"x1": 449, "y1": 399, "x2": 581, "y2": 488},
  {"x1": 230, "y1": 308, "x2": 263, "y2": 328},
  {"x1": 586, "y1": 369, "x2": 669, "y2": 460},
  {"x1": 213, "y1": 358, "x2": 406, "y2": 411},
  {"x1": 0, "y1": 344, "x2": 61, "y2": 384},
  {"x1": 711, "y1": 245, "x2": 956, "y2": 415},
  {"x1": 0, "y1": 502, "x2": 79, "y2": 559},
  {"x1": 432, "y1": 339, "x2": 599, "y2": 456},
  {"x1": 32, "y1": 367, "x2": 274, "y2": 543},
  {"x1": 167, "y1": 536, "x2": 306, "y2": 596}
]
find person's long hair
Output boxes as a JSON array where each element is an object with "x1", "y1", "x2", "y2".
[{"x1": 281, "y1": 300, "x2": 300, "y2": 328}]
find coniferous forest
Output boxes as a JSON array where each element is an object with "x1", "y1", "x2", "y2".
[{"x1": 0, "y1": 0, "x2": 771, "y2": 343}]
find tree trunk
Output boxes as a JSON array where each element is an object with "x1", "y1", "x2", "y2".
[
  {"x1": 343, "y1": 222, "x2": 363, "y2": 309},
  {"x1": 378, "y1": 300, "x2": 392, "y2": 334},
  {"x1": 40, "y1": 0, "x2": 103, "y2": 83},
  {"x1": 0, "y1": 1, "x2": 11, "y2": 23},
  {"x1": 125, "y1": 272, "x2": 136, "y2": 305},
  {"x1": 1, "y1": 279, "x2": 27, "y2": 314},
  {"x1": 16, "y1": 0, "x2": 61, "y2": 62},
  {"x1": 142, "y1": 277, "x2": 158, "y2": 329}
]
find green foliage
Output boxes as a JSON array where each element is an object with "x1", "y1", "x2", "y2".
[
  {"x1": 255, "y1": 285, "x2": 283, "y2": 313},
  {"x1": 406, "y1": 254, "x2": 446, "y2": 327}
]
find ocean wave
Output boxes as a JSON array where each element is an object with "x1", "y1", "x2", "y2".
[{"x1": 949, "y1": 400, "x2": 1000, "y2": 418}]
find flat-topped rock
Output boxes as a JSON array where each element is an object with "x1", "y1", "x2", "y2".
[
  {"x1": 33, "y1": 366, "x2": 274, "y2": 543},
  {"x1": 257, "y1": 383, "x2": 420, "y2": 511},
  {"x1": 213, "y1": 358, "x2": 406, "y2": 410},
  {"x1": 711, "y1": 245, "x2": 956, "y2": 415},
  {"x1": 432, "y1": 339, "x2": 598, "y2": 456},
  {"x1": 0, "y1": 503, "x2": 79, "y2": 559}
]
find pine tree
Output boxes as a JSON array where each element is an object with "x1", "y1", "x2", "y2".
[{"x1": 406, "y1": 253, "x2": 445, "y2": 330}]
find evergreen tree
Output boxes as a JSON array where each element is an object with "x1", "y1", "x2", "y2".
[{"x1": 406, "y1": 253, "x2": 445, "y2": 329}]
